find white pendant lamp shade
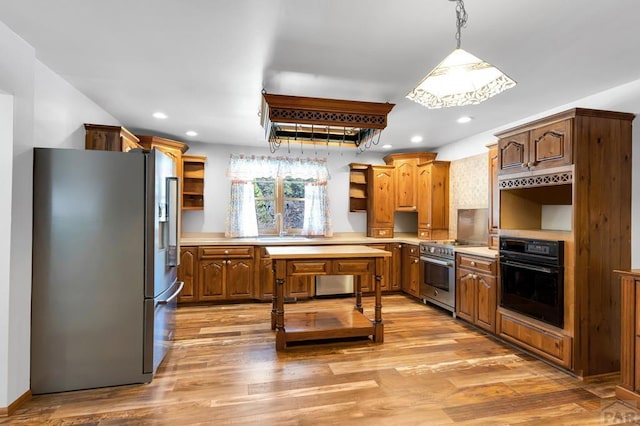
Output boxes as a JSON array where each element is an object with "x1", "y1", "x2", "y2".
[{"x1": 407, "y1": 48, "x2": 516, "y2": 109}]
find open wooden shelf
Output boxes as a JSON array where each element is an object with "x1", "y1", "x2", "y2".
[{"x1": 182, "y1": 155, "x2": 206, "y2": 210}]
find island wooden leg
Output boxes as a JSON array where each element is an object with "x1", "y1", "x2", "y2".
[
  {"x1": 373, "y1": 257, "x2": 384, "y2": 343},
  {"x1": 274, "y1": 259, "x2": 287, "y2": 351},
  {"x1": 271, "y1": 261, "x2": 277, "y2": 330},
  {"x1": 354, "y1": 275, "x2": 363, "y2": 313}
]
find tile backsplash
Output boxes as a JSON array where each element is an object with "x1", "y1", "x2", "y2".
[{"x1": 448, "y1": 153, "x2": 488, "y2": 238}]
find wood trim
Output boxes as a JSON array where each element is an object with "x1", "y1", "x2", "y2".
[
  {"x1": 495, "y1": 108, "x2": 635, "y2": 139},
  {"x1": 615, "y1": 385, "x2": 640, "y2": 407},
  {"x1": 0, "y1": 389, "x2": 31, "y2": 417}
]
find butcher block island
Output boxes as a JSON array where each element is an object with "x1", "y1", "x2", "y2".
[{"x1": 266, "y1": 245, "x2": 391, "y2": 350}]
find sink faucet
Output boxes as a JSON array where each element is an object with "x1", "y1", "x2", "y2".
[{"x1": 275, "y1": 213, "x2": 286, "y2": 237}]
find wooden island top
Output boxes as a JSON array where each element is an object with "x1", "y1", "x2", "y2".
[{"x1": 266, "y1": 245, "x2": 391, "y2": 351}]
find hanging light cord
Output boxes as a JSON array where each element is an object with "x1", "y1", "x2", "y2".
[{"x1": 454, "y1": 0, "x2": 468, "y2": 49}]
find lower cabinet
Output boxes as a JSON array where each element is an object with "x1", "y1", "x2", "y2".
[
  {"x1": 496, "y1": 310, "x2": 572, "y2": 369},
  {"x1": 402, "y1": 244, "x2": 420, "y2": 297},
  {"x1": 177, "y1": 246, "x2": 254, "y2": 303},
  {"x1": 455, "y1": 253, "x2": 497, "y2": 333},
  {"x1": 359, "y1": 244, "x2": 391, "y2": 293},
  {"x1": 388, "y1": 243, "x2": 403, "y2": 291},
  {"x1": 177, "y1": 246, "x2": 198, "y2": 303},
  {"x1": 615, "y1": 271, "x2": 640, "y2": 404}
]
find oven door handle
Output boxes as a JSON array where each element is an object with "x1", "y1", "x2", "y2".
[
  {"x1": 420, "y1": 257, "x2": 454, "y2": 268},
  {"x1": 502, "y1": 259, "x2": 557, "y2": 274}
]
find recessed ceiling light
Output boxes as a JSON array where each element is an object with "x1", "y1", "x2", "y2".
[
  {"x1": 152, "y1": 112, "x2": 168, "y2": 119},
  {"x1": 457, "y1": 116, "x2": 473, "y2": 124},
  {"x1": 410, "y1": 135, "x2": 423, "y2": 143},
  {"x1": 185, "y1": 130, "x2": 198, "y2": 137},
  {"x1": 382, "y1": 144, "x2": 393, "y2": 149}
]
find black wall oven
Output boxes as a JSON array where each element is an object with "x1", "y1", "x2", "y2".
[{"x1": 500, "y1": 237, "x2": 564, "y2": 328}]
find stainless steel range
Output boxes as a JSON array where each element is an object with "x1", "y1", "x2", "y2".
[{"x1": 419, "y1": 241, "x2": 456, "y2": 313}]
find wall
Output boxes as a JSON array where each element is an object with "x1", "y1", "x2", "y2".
[
  {"x1": 448, "y1": 153, "x2": 488, "y2": 238},
  {"x1": 0, "y1": 20, "x2": 118, "y2": 409},
  {"x1": 436, "y1": 79, "x2": 640, "y2": 267},
  {"x1": 0, "y1": 93, "x2": 14, "y2": 409},
  {"x1": 181, "y1": 142, "x2": 386, "y2": 234}
]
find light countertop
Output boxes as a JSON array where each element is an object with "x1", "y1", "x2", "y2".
[
  {"x1": 454, "y1": 246, "x2": 499, "y2": 258},
  {"x1": 180, "y1": 232, "x2": 423, "y2": 246}
]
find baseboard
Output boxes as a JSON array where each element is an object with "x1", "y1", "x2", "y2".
[{"x1": 0, "y1": 389, "x2": 31, "y2": 417}]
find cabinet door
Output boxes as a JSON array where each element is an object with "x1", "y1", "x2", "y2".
[
  {"x1": 199, "y1": 259, "x2": 225, "y2": 300},
  {"x1": 388, "y1": 243, "x2": 403, "y2": 291},
  {"x1": 259, "y1": 258, "x2": 274, "y2": 300},
  {"x1": 529, "y1": 119, "x2": 572, "y2": 170},
  {"x1": 367, "y1": 165, "x2": 395, "y2": 237},
  {"x1": 226, "y1": 259, "x2": 253, "y2": 298},
  {"x1": 498, "y1": 132, "x2": 529, "y2": 175},
  {"x1": 287, "y1": 276, "x2": 313, "y2": 298},
  {"x1": 177, "y1": 247, "x2": 198, "y2": 303},
  {"x1": 475, "y1": 272, "x2": 497, "y2": 333},
  {"x1": 361, "y1": 244, "x2": 389, "y2": 292},
  {"x1": 395, "y1": 159, "x2": 417, "y2": 211},
  {"x1": 429, "y1": 162, "x2": 450, "y2": 232},
  {"x1": 402, "y1": 245, "x2": 420, "y2": 297},
  {"x1": 417, "y1": 164, "x2": 432, "y2": 234},
  {"x1": 456, "y1": 268, "x2": 475, "y2": 323}
]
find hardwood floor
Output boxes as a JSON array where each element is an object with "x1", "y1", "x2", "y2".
[{"x1": 5, "y1": 295, "x2": 638, "y2": 425}]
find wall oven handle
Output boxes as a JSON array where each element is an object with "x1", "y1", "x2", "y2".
[
  {"x1": 501, "y1": 259, "x2": 556, "y2": 274},
  {"x1": 159, "y1": 281, "x2": 184, "y2": 305},
  {"x1": 420, "y1": 257, "x2": 454, "y2": 268}
]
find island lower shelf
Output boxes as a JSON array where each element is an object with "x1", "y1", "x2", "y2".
[{"x1": 283, "y1": 310, "x2": 376, "y2": 342}]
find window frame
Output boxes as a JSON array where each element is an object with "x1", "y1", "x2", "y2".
[{"x1": 254, "y1": 176, "x2": 308, "y2": 236}]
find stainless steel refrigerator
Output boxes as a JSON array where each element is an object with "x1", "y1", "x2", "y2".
[{"x1": 31, "y1": 147, "x2": 182, "y2": 394}]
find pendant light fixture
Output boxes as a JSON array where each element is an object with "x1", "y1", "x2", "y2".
[{"x1": 406, "y1": 0, "x2": 516, "y2": 109}]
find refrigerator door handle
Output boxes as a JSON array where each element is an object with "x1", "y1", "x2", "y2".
[
  {"x1": 158, "y1": 281, "x2": 184, "y2": 305},
  {"x1": 166, "y1": 176, "x2": 180, "y2": 267}
]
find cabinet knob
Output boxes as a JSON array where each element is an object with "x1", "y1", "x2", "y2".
[
  {"x1": 224, "y1": 250, "x2": 229, "y2": 254},
  {"x1": 427, "y1": 224, "x2": 431, "y2": 228},
  {"x1": 470, "y1": 261, "x2": 476, "y2": 267},
  {"x1": 413, "y1": 259, "x2": 419, "y2": 264}
]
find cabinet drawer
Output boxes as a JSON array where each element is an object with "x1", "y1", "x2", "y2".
[
  {"x1": 369, "y1": 228, "x2": 393, "y2": 238},
  {"x1": 287, "y1": 261, "x2": 330, "y2": 275},
  {"x1": 333, "y1": 259, "x2": 374, "y2": 274},
  {"x1": 457, "y1": 254, "x2": 496, "y2": 274},
  {"x1": 498, "y1": 312, "x2": 571, "y2": 368},
  {"x1": 199, "y1": 246, "x2": 254, "y2": 258},
  {"x1": 406, "y1": 245, "x2": 419, "y2": 256},
  {"x1": 418, "y1": 229, "x2": 431, "y2": 240}
]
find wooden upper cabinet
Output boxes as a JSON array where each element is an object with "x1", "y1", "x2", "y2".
[
  {"x1": 384, "y1": 152, "x2": 437, "y2": 212},
  {"x1": 84, "y1": 124, "x2": 141, "y2": 152},
  {"x1": 487, "y1": 144, "x2": 499, "y2": 249},
  {"x1": 497, "y1": 118, "x2": 573, "y2": 175},
  {"x1": 530, "y1": 119, "x2": 572, "y2": 169},
  {"x1": 417, "y1": 161, "x2": 450, "y2": 240},
  {"x1": 136, "y1": 135, "x2": 190, "y2": 212},
  {"x1": 367, "y1": 165, "x2": 395, "y2": 238},
  {"x1": 182, "y1": 155, "x2": 206, "y2": 210}
]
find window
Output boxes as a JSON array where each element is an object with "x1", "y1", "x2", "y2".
[
  {"x1": 225, "y1": 155, "x2": 332, "y2": 238},
  {"x1": 254, "y1": 177, "x2": 311, "y2": 235}
]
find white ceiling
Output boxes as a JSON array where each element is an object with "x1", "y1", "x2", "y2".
[{"x1": 2, "y1": 0, "x2": 640, "y2": 152}]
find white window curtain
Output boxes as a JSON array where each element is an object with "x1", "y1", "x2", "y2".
[{"x1": 225, "y1": 154, "x2": 332, "y2": 237}]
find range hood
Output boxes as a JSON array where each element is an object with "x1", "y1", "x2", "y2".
[{"x1": 261, "y1": 92, "x2": 395, "y2": 152}]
